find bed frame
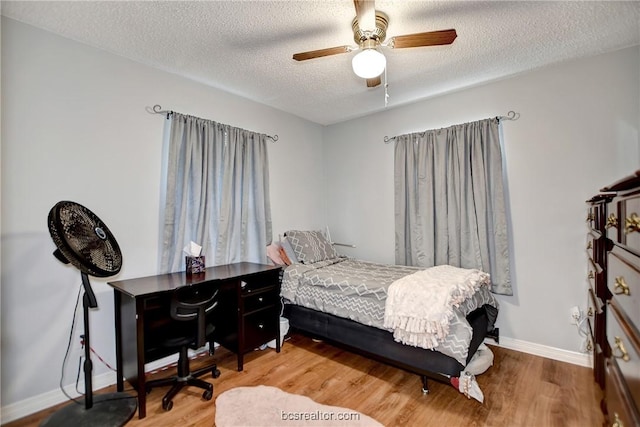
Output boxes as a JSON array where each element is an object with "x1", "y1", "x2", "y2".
[{"x1": 284, "y1": 303, "x2": 498, "y2": 393}]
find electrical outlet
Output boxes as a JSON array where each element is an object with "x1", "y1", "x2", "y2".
[{"x1": 570, "y1": 306, "x2": 581, "y2": 324}]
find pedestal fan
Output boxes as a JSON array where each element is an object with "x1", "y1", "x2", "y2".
[{"x1": 43, "y1": 201, "x2": 136, "y2": 426}]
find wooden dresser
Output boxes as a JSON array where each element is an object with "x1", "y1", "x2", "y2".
[
  {"x1": 586, "y1": 192, "x2": 613, "y2": 390},
  {"x1": 594, "y1": 171, "x2": 640, "y2": 426}
]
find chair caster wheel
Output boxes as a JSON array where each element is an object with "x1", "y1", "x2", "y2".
[
  {"x1": 212, "y1": 368, "x2": 221, "y2": 378},
  {"x1": 162, "y1": 400, "x2": 173, "y2": 411},
  {"x1": 203, "y1": 389, "x2": 213, "y2": 400}
]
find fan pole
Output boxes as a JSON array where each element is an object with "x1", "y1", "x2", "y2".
[
  {"x1": 41, "y1": 272, "x2": 137, "y2": 426},
  {"x1": 82, "y1": 274, "x2": 94, "y2": 409}
]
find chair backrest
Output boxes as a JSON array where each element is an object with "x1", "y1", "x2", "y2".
[{"x1": 170, "y1": 286, "x2": 218, "y2": 348}]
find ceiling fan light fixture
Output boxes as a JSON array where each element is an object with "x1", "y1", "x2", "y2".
[{"x1": 352, "y1": 48, "x2": 386, "y2": 79}]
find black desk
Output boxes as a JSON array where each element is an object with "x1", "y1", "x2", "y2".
[{"x1": 108, "y1": 262, "x2": 282, "y2": 419}]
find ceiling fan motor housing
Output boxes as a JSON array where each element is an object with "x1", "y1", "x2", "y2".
[{"x1": 352, "y1": 11, "x2": 388, "y2": 44}]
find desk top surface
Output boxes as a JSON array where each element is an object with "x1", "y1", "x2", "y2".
[{"x1": 107, "y1": 262, "x2": 281, "y2": 298}]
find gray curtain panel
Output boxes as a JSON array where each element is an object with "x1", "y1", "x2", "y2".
[
  {"x1": 394, "y1": 118, "x2": 512, "y2": 295},
  {"x1": 160, "y1": 112, "x2": 272, "y2": 273}
]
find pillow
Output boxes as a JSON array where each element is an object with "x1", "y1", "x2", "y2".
[
  {"x1": 279, "y1": 246, "x2": 292, "y2": 266},
  {"x1": 266, "y1": 243, "x2": 285, "y2": 266},
  {"x1": 280, "y1": 237, "x2": 299, "y2": 265},
  {"x1": 284, "y1": 230, "x2": 339, "y2": 264}
]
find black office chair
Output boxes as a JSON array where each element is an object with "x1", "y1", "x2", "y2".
[{"x1": 145, "y1": 286, "x2": 221, "y2": 411}]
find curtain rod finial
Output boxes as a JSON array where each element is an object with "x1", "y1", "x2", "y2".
[{"x1": 498, "y1": 111, "x2": 520, "y2": 121}]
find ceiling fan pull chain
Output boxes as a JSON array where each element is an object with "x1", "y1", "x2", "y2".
[{"x1": 384, "y1": 67, "x2": 389, "y2": 107}]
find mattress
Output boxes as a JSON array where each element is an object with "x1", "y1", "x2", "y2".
[{"x1": 281, "y1": 257, "x2": 498, "y2": 365}]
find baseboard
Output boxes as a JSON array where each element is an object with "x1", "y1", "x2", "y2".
[
  {"x1": 0, "y1": 370, "x2": 118, "y2": 425},
  {"x1": 0, "y1": 352, "x2": 186, "y2": 424},
  {"x1": 1, "y1": 341, "x2": 226, "y2": 425},
  {"x1": 486, "y1": 336, "x2": 593, "y2": 368}
]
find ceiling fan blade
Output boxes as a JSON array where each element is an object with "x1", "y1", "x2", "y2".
[
  {"x1": 293, "y1": 46, "x2": 352, "y2": 61},
  {"x1": 390, "y1": 29, "x2": 457, "y2": 49},
  {"x1": 366, "y1": 76, "x2": 381, "y2": 87},
  {"x1": 354, "y1": 0, "x2": 376, "y2": 32}
]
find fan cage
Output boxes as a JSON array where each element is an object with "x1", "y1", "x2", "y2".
[{"x1": 48, "y1": 201, "x2": 122, "y2": 277}]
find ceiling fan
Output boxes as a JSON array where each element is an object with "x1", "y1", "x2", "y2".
[{"x1": 292, "y1": 0, "x2": 457, "y2": 88}]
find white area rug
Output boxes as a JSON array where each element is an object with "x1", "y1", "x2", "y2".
[{"x1": 215, "y1": 385, "x2": 383, "y2": 427}]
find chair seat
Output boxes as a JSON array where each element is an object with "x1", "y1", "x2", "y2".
[{"x1": 163, "y1": 323, "x2": 215, "y2": 349}]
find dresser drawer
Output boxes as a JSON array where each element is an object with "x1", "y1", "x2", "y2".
[
  {"x1": 606, "y1": 357, "x2": 640, "y2": 427},
  {"x1": 587, "y1": 256, "x2": 601, "y2": 293},
  {"x1": 607, "y1": 301, "x2": 640, "y2": 408},
  {"x1": 606, "y1": 206, "x2": 620, "y2": 243},
  {"x1": 588, "y1": 288, "x2": 602, "y2": 323},
  {"x1": 615, "y1": 194, "x2": 640, "y2": 255},
  {"x1": 588, "y1": 241, "x2": 596, "y2": 263},
  {"x1": 608, "y1": 247, "x2": 640, "y2": 327},
  {"x1": 587, "y1": 205, "x2": 597, "y2": 230}
]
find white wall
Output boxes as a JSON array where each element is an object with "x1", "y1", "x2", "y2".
[
  {"x1": 1, "y1": 17, "x2": 326, "y2": 412},
  {"x1": 324, "y1": 46, "x2": 640, "y2": 354}
]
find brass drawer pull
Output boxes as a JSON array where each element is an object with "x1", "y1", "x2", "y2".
[
  {"x1": 613, "y1": 336, "x2": 630, "y2": 362},
  {"x1": 587, "y1": 307, "x2": 594, "y2": 317},
  {"x1": 612, "y1": 412, "x2": 624, "y2": 427},
  {"x1": 586, "y1": 212, "x2": 595, "y2": 222},
  {"x1": 614, "y1": 276, "x2": 631, "y2": 296},
  {"x1": 606, "y1": 213, "x2": 619, "y2": 229},
  {"x1": 586, "y1": 339, "x2": 593, "y2": 352},
  {"x1": 624, "y1": 212, "x2": 640, "y2": 234},
  {"x1": 588, "y1": 270, "x2": 594, "y2": 280},
  {"x1": 587, "y1": 241, "x2": 593, "y2": 250}
]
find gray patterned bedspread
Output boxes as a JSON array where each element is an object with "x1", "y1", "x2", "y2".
[{"x1": 281, "y1": 257, "x2": 498, "y2": 365}]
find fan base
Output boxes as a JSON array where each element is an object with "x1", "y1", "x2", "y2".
[{"x1": 40, "y1": 393, "x2": 137, "y2": 427}]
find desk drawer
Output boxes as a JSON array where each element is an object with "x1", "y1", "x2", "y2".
[
  {"x1": 243, "y1": 289, "x2": 279, "y2": 314},
  {"x1": 243, "y1": 308, "x2": 279, "y2": 350},
  {"x1": 240, "y1": 270, "x2": 281, "y2": 295}
]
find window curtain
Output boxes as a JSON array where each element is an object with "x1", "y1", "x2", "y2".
[
  {"x1": 394, "y1": 118, "x2": 512, "y2": 295},
  {"x1": 160, "y1": 112, "x2": 272, "y2": 273}
]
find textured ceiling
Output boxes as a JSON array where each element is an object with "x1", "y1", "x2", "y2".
[{"x1": 2, "y1": 1, "x2": 640, "y2": 125}]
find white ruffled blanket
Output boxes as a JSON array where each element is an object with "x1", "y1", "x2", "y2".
[{"x1": 383, "y1": 265, "x2": 490, "y2": 349}]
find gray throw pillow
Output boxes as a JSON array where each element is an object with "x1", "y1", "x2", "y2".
[
  {"x1": 280, "y1": 237, "x2": 299, "y2": 265},
  {"x1": 284, "y1": 230, "x2": 339, "y2": 264}
]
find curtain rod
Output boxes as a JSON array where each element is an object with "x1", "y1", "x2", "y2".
[
  {"x1": 147, "y1": 104, "x2": 279, "y2": 142},
  {"x1": 383, "y1": 110, "x2": 520, "y2": 144}
]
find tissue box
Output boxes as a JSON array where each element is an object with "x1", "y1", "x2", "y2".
[{"x1": 185, "y1": 256, "x2": 206, "y2": 275}]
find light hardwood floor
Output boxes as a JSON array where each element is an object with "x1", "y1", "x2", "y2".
[{"x1": 5, "y1": 334, "x2": 604, "y2": 427}]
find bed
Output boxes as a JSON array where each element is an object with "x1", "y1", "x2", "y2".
[{"x1": 274, "y1": 230, "x2": 500, "y2": 395}]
